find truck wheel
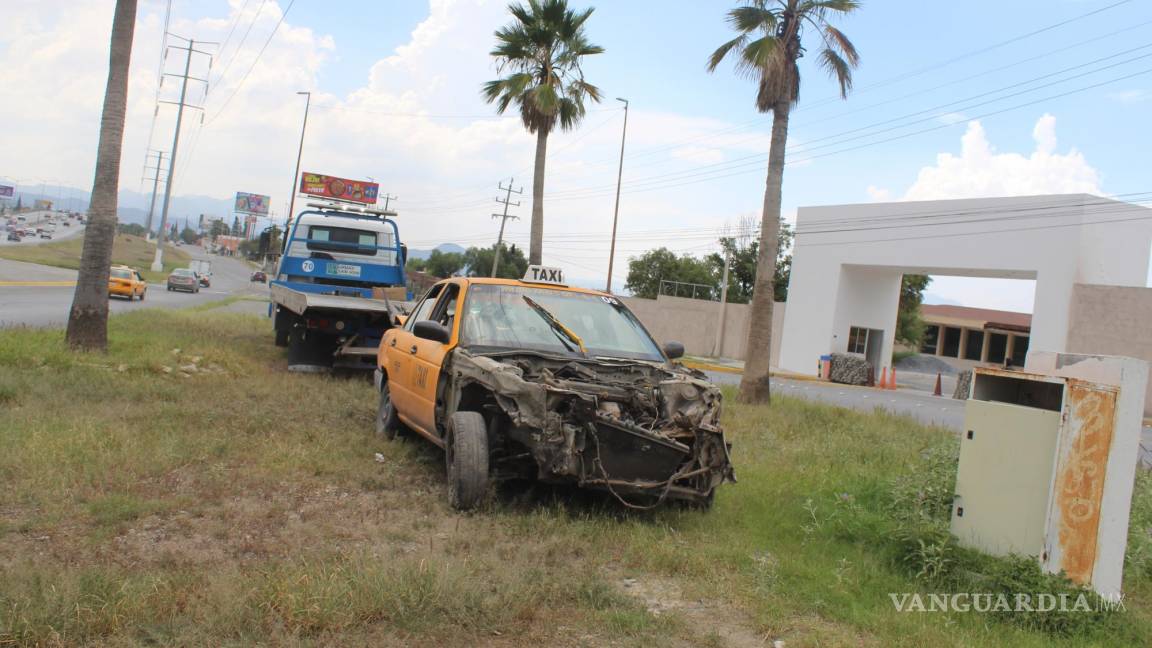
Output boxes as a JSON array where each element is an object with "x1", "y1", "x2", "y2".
[
  {"x1": 445, "y1": 411, "x2": 489, "y2": 511},
  {"x1": 286, "y1": 328, "x2": 335, "y2": 373},
  {"x1": 375, "y1": 380, "x2": 401, "y2": 440}
]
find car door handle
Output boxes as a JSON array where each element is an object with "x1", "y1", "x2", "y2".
[{"x1": 409, "y1": 345, "x2": 418, "y2": 354}]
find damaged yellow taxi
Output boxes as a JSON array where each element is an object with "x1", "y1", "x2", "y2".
[{"x1": 375, "y1": 265, "x2": 734, "y2": 511}]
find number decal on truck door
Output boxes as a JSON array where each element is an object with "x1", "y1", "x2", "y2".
[{"x1": 414, "y1": 365, "x2": 429, "y2": 389}]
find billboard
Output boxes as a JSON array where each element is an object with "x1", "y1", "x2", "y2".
[
  {"x1": 0, "y1": 185, "x2": 13, "y2": 198},
  {"x1": 234, "y1": 192, "x2": 270, "y2": 215},
  {"x1": 299, "y1": 172, "x2": 379, "y2": 205},
  {"x1": 34, "y1": 199, "x2": 52, "y2": 210}
]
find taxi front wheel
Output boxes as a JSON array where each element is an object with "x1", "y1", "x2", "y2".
[{"x1": 446, "y1": 411, "x2": 489, "y2": 511}]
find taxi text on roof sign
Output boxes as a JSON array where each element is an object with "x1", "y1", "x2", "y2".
[{"x1": 523, "y1": 265, "x2": 566, "y2": 285}]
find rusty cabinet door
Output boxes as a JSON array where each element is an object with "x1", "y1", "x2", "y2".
[{"x1": 1044, "y1": 382, "x2": 1118, "y2": 586}]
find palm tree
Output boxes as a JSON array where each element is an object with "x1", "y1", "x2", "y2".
[
  {"x1": 708, "y1": 0, "x2": 860, "y2": 403},
  {"x1": 482, "y1": 0, "x2": 604, "y2": 265},
  {"x1": 66, "y1": 0, "x2": 138, "y2": 351}
]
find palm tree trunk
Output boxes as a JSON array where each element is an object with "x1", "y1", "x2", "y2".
[
  {"x1": 738, "y1": 100, "x2": 791, "y2": 404},
  {"x1": 66, "y1": 0, "x2": 137, "y2": 351},
  {"x1": 529, "y1": 127, "x2": 549, "y2": 265}
]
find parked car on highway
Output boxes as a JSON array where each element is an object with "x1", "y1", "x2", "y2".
[
  {"x1": 374, "y1": 266, "x2": 735, "y2": 511},
  {"x1": 6, "y1": 231, "x2": 21, "y2": 242},
  {"x1": 250, "y1": 270, "x2": 267, "y2": 283},
  {"x1": 108, "y1": 266, "x2": 147, "y2": 301},
  {"x1": 167, "y1": 268, "x2": 200, "y2": 293}
]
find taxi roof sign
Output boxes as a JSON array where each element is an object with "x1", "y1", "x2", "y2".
[{"x1": 522, "y1": 265, "x2": 566, "y2": 286}]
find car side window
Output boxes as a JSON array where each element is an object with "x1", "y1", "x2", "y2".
[
  {"x1": 404, "y1": 285, "x2": 443, "y2": 331},
  {"x1": 429, "y1": 284, "x2": 460, "y2": 333}
]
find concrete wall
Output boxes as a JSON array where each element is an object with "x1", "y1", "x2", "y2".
[
  {"x1": 622, "y1": 294, "x2": 785, "y2": 365},
  {"x1": 780, "y1": 194, "x2": 1152, "y2": 375},
  {"x1": 1066, "y1": 283, "x2": 1152, "y2": 416}
]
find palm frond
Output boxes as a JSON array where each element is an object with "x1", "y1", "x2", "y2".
[
  {"x1": 707, "y1": 35, "x2": 748, "y2": 72},
  {"x1": 823, "y1": 25, "x2": 859, "y2": 65},
  {"x1": 727, "y1": 4, "x2": 778, "y2": 34},
  {"x1": 818, "y1": 48, "x2": 853, "y2": 98}
]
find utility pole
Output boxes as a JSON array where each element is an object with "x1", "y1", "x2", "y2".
[
  {"x1": 142, "y1": 149, "x2": 167, "y2": 238},
  {"x1": 491, "y1": 179, "x2": 522, "y2": 277},
  {"x1": 379, "y1": 192, "x2": 398, "y2": 211},
  {"x1": 286, "y1": 91, "x2": 311, "y2": 246},
  {"x1": 152, "y1": 35, "x2": 212, "y2": 272},
  {"x1": 605, "y1": 97, "x2": 629, "y2": 293},
  {"x1": 713, "y1": 247, "x2": 732, "y2": 357}
]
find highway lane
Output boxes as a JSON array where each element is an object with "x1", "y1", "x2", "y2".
[
  {"x1": 1, "y1": 210, "x2": 85, "y2": 246},
  {"x1": 0, "y1": 245, "x2": 268, "y2": 328}
]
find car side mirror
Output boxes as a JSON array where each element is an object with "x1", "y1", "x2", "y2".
[
  {"x1": 413, "y1": 320, "x2": 450, "y2": 344},
  {"x1": 663, "y1": 341, "x2": 685, "y2": 360}
]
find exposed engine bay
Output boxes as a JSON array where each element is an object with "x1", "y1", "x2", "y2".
[{"x1": 446, "y1": 350, "x2": 736, "y2": 507}]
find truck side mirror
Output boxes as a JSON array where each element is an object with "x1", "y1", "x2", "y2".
[
  {"x1": 413, "y1": 320, "x2": 450, "y2": 344},
  {"x1": 663, "y1": 341, "x2": 685, "y2": 360}
]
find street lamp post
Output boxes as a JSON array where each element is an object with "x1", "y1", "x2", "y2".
[
  {"x1": 285, "y1": 91, "x2": 311, "y2": 249},
  {"x1": 605, "y1": 98, "x2": 629, "y2": 293}
]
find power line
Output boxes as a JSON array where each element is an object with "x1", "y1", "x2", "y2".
[
  {"x1": 209, "y1": 0, "x2": 268, "y2": 91},
  {"x1": 205, "y1": 0, "x2": 294, "y2": 125}
]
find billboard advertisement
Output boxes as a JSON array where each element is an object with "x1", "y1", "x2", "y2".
[
  {"x1": 34, "y1": 199, "x2": 52, "y2": 210},
  {"x1": 234, "y1": 192, "x2": 270, "y2": 215},
  {"x1": 0, "y1": 185, "x2": 13, "y2": 198},
  {"x1": 299, "y1": 172, "x2": 379, "y2": 205}
]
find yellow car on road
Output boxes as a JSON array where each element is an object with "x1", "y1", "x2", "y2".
[
  {"x1": 108, "y1": 265, "x2": 147, "y2": 301},
  {"x1": 375, "y1": 266, "x2": 734, "y2": 511}
]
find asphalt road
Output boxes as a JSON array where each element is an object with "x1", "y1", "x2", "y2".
[
  {"x1": 0, "y1": 245, "x2": 266, "y2": 328},
  {"x1": 704, "y1": 370, "x2": 1152, "y2": 466},
  {"x1": 1, "y1": 210, "x2": 85, "y2": 246}
]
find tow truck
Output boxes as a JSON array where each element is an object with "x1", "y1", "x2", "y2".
[{"x1": 270, "y1": 200, "x2": 409, "y2": 372}]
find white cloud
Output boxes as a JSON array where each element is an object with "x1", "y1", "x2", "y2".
[
  {"x1": 1107, "y1": 89, "x2": 1146, "y2": 104},
  {"x1": 865, "y1": 185, "x2": 890, "y2": 202},
  {"x1": 901, "y1": 114, "x2": 1101, "y2": 201}
]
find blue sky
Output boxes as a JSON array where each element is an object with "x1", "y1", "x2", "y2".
[{"x1": 2, "y1": 0, "x2": 1149, "y2": 309}]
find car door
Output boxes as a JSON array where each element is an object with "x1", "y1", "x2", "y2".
[
  {"x1": 384, "y1": 284, "x2": 443, "y2": 424},
  {"x1": 407, "y1": 283, "x2": 461, "y2": 435},
  {"x1": 134, "y1": 271, "x2": 145, "y2": 297}
]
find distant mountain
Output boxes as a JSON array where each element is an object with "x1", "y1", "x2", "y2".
[{"x1": 407, "y1": 243, "x2": 467, "y2": 260}]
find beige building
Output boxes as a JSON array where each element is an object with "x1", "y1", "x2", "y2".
[{"x1": 919, "y1": 304, "x2": 1032, "y2": 369}]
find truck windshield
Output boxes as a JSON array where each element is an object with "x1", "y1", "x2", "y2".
[
  {"x1": 307, "y1": 226, "x2": 377, "y2": 256},
  {"x1": 459, "y1": 284, "x2": 664, "y2": 361}
]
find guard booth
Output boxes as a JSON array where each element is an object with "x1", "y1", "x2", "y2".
[{"x1": 951, "y1": 353, "x2": 1148, "y2": 596}]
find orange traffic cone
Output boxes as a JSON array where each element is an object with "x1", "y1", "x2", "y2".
[
  {"x1": 889, "y1": 367, "x2": 898, "y2": 390},
  {"x1": 933, "y1": 372, "x2": 942, "y2": 396},
  {"x1": 879, "y1": 367, "x2": 888, "y2": 389}
]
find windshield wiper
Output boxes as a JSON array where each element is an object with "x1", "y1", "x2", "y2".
[{"x1": 522, "y1": 295, "x2": 587, "y2": 356}]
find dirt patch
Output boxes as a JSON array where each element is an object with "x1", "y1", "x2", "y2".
[{"x1": 617, "y1": 573, "x2": 773, "y2": 648}]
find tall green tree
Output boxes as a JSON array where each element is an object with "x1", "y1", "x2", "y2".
[
  {"x1": 896, "y1": 274, "x2": 931, "y2": 345},
  {"x1": 464, "y1": 243, "x2": 529, "y2": 279},
  {"x1": 66, "y1": 0, "x2": 138, "y2": 351},
  {"x1": 707, "y1": 221, "x2": 794, "y2": 303},
  {"x1": 424, "y1": 250, "x2": 466, "y2": 278},
  {"x1": 625, "y1": 248, "x2": 717, "y2": 299},
  {"x1": 708, "y1": 0, "x2": 860, "y2": 403},
  {"x1": 482, "y1": 0, "x2": 603, "y2": 265}
]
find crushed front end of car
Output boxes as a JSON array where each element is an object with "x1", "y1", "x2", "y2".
[{"x1": 450, "y1": 351, "x2": 735, "y2": 508}]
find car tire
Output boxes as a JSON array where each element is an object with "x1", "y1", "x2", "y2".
[
  {"x1": 445, "y1": 411, "x2": 489, "y2": 511},
  {"x1": 127, "y1": 291, "x2": 134, "y2": 302},
  {"x1": 139, "y1": 289, "x2": 145, "y2": 302},
  {"x1": 375, "y1": 380, "x2": 401, "y2": 440}
]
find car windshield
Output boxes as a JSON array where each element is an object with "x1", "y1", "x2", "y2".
[
  {"x1": 173, "y1": 269, "x2": 194, "y2": 277},
  {"x1": 459, "y1": 284, "x2": 664, "y2": 361},
  {"x1": 110, "y1": 269, "x2": 132, "y2": 279}
]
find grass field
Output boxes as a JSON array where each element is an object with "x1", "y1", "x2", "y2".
[
  {"x1": 0, "y1": 233, "x2": 190, "y2": 282},
  {"x1": 1, "y1": 310, "x2": 1150, "y2": 646}
]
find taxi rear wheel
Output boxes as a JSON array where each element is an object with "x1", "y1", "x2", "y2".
[
  {"x1": 375, "y1": 381, "x2": 401, "y2": 440},
  {"x1": 445, "y1": 411, "x2": 489, "y2": 511}
]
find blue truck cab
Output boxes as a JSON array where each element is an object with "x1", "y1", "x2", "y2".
[{"x1": 270, "y1": 202, "x2": 408, "y2": 371}]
